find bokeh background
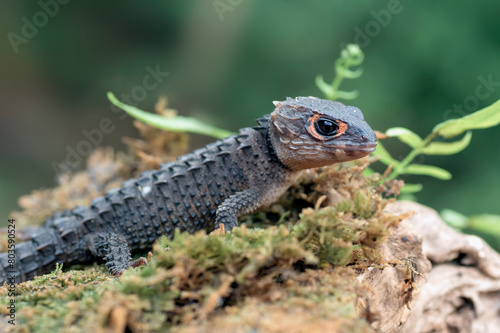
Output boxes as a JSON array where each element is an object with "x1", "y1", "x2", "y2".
[{"x1": 1, "y1": 1, "x2": 499, "y2": 230}]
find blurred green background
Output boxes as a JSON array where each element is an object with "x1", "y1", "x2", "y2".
[{"x1": 1, "y1": 1, "x2": 499, "y2": 229}]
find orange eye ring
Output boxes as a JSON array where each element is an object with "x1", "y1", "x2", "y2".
[{"x1": 307, "y1": 114, "x2": 347, "y2": 140}]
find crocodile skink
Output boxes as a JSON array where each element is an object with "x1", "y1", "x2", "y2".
[{"x1": 0, "y1": 97, "x2": 377, "y2": 284}]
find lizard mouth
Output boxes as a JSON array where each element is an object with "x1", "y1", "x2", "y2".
[
  {"x1": 334, "y1": 143, "x2": 377, "y2": 153},
  {"x1": 359, "y1": 143, "x2": 377, "y2": 152}
]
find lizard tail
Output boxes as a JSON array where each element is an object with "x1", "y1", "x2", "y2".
[{"x1": 0, "y1": 226, "x2": 68, "y2": 285}]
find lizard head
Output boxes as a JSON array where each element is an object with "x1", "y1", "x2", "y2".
[{"x1": 269, "y1": 96, "x2": 377, "y2": 171}]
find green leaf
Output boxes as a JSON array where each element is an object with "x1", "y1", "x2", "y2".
[
  {"x1": 433, "y1": 99, "x2": 500, "y2": 138},
  {"x1": 372, "y1": 141, "x2": 398, "y2": 166},
  {"x1": 315, "y1": 75, "x2": 334, "y2": 98},
  {"x1": 341, "y1": 44, "x2": 364, "y2": 66},
  {"x1": 442, "y1": 209, "x2": 500, "y2": 236},
  {"x1": 421, "y1": 131, "x2": 472, "y2": 155},
  {"x1": 107, "y1": 92, "x2": 235, "y2": 139},
  {"x1": 440, "y1": 209, "x2": 468, "y2": 229},
  {"x1": 399, "y1": 183, "x2": 423, "y2": 193},
  {"x1": 385, "y1": 127, "x2": 423, "y2": 148},
  {"x1": 403, "y1": 164, "x2": 452, "y2": 180},
  {"x1": 335, "y1": 62, "x2": 363, "y2": 79},
  {"x1": 334, "y1": 90, "x2": 359, "y2": 100},
  {"x1": 469, "y1": 214, "x2": 500, "y2": 236},
  {"x1": 362, "y1": 167, "x2": 375, "y2": 176},
  {"x1": 316, "y1": 44, "x2": 364, "y2": 101}
]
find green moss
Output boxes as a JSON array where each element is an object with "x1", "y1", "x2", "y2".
[
  {"x1": 0, "y1": 266, "x2": 113, "y2": 332},
  {"x1": 0, "y1": 160, "x2": 398, "y2": 332}
]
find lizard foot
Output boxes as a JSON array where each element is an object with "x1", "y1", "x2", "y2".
[
  {"x1": 129, "y1": 256, "x2": 148, "y2": 269},
  {"x1": 110, "y1": 257, "x2": 149, "y2": 277}
]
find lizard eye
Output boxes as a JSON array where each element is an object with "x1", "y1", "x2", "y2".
[{"x1": 315, "y1": 118, "x2": 339, "y2": 136}]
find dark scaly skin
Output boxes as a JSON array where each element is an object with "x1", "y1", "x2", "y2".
[{"x1": 0, "y1": 97, "x2": 377, "y2": 284}]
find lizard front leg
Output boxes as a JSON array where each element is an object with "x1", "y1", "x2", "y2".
[
  {"x1": 215, "y1": 187, "x2": 264, "y2": 232},
  {"x1": 86, "y1": 232, "x2": 147, "y2": 276}
]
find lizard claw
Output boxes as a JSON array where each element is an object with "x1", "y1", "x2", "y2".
[
  {"x1": 129, "y1": 257, "x2": 148, "y2": 269},
  {"x1": 109, "y1": 257, "x2": 149, "y2": 277}
]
